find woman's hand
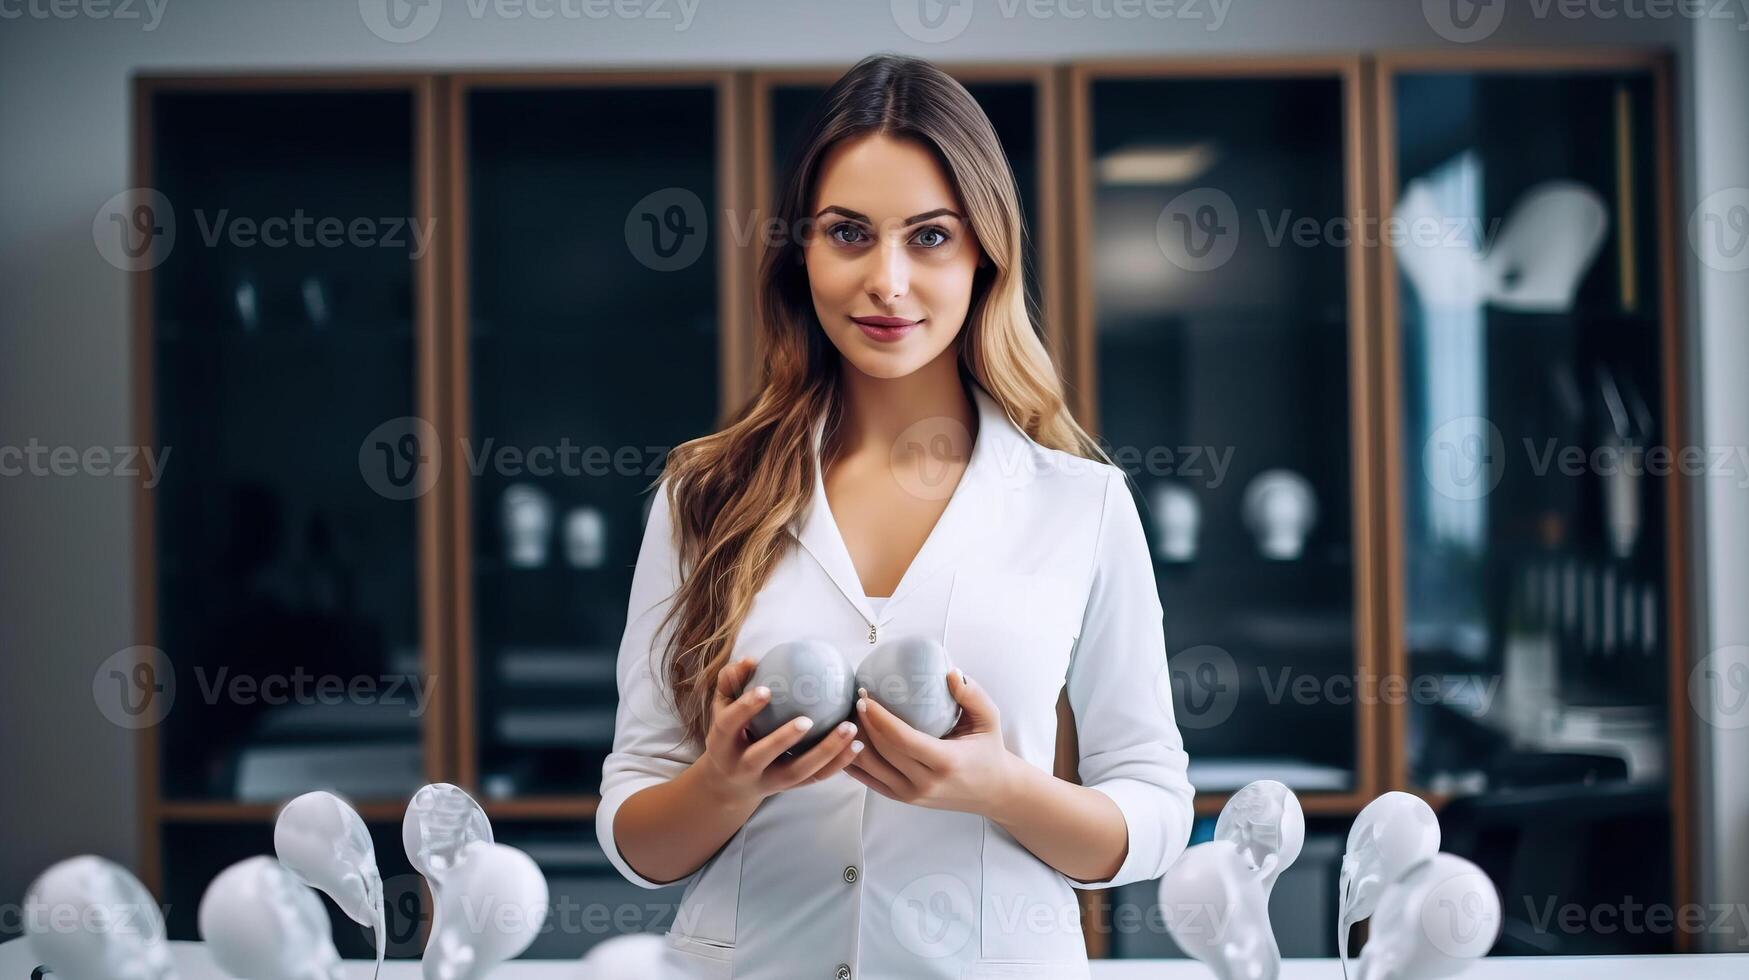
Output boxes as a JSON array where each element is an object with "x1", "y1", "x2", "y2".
[
  {"x1": 694, "y1": 657, "x2": 863, "y2": 807},
  {"x1": 845, "y1": 669, "x2": 1021, "y2": 816}
]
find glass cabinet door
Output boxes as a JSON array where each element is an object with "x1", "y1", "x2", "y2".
[
  {"x1": 459, "y1": 79, "x2": 725, "y2": 802},
  {"x1": 147, "y1": 85, "x2": 432, "y2": 805},
  {"x1": 1380, "y1": 60, "x2": 1677, "y2": 952},
  {"x1": 1076, "y1": 67, "x2": 1368, "y2": 804}
]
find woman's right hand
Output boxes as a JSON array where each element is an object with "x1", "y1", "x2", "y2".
[{"x1": 695, "y1": 657, "x2": 863, "y2": 805}]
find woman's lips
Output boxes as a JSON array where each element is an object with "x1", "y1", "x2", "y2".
[{"x1": 851, "y1": 315, "x2": 922, "y2": 343}]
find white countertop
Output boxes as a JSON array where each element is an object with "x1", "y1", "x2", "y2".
[{"x1": 2, "y1": 939, "x2": 1746, "y2": 978}]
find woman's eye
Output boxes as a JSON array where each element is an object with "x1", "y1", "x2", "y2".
[
  {"x1": 829, "y1": 223, "x2": 868, "y2": 245},
  {"x1": 913, "y1": 226, "x2": 950, "y2": 248}
]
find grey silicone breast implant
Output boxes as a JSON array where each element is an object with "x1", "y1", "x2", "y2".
[
  {"x1": 746, "y1": 640, "x2": 856, "y2": 752},
  {"x1": 855, "y1": 635, "x2": 960, "y2": 738}
]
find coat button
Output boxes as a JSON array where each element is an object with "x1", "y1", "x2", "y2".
[
  {"x1": 843, "y1": 865, "x2": 858, "y2": 883},
  {"x1": 835, "y1": 965, "x2": 852, "y2": 980}
]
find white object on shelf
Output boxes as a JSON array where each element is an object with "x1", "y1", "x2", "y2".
[
  {"x1": 198, "y1": 856, "x2": 343, "y2": 980},
  {"x1": 23, "y1": 856, "x2": 178, "y2": 980},
  {"x1": 1480, "y1": 182, "x2": 1609, "y2": 313},
  {"x1": 1242, "y1": 469, "x2": 1317, "y2": 561},
  {"x1": 502, "y1": 483, "x2": 554, "y2": 569},
  {"x1": 1393, "y1": 178, "x2": 1607, "y2": 314},
  {"x1": 1150, "y1": 482, "x2": 1201, "y2": 562},
  {"x1": 563, "y1": 506, "x2": 607, "y2": 569}
]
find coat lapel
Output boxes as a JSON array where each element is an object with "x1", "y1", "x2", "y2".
[{"x1": 789, "y1": 382, "x2": 1024, "y2": 623}]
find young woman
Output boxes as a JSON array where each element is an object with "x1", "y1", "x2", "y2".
[{"x1": 598, "y1": 54, "x2": 1194, "y2": 979}]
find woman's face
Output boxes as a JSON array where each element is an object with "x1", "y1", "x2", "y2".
[{"x1": 803, "y1": 133, "x2": 983, "y2": 381}]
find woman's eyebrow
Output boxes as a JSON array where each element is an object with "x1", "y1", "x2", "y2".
[{"x1": 815, "y1": 205, "x2": 964, "y2": 225}]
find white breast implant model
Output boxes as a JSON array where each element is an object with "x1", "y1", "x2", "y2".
[
  {"x1": 745, "y1": 639, "x2": 856, "y2": 752},
  {"x1": 405, "y1": 781, "x2": 496, "y2": 964},
  {"x1": 1213, "y1": 779, "x2": 1305, "y2": 897},
  {"x1": 1356, "y1": 853, "x2": 1501, "y2": 980},
  {"x1": 1339, "y1": 792, "x2": 1442, "y2": 971},
  {"x1": 855, "y1": 635, "x2": 961, "y2": 737},
  {"x1": 1159, "y1": 839, "x2": 1281, "y2": 980},
  {"x1": 422, "y1": 840, "x2": 549, "y2": 980},
  {"x1": 198, "y1": 856, "x2": 345, "y2": 980},
  {"x1": 23, "y1": 856, "x2": 178, "y2": 980},
  {"x1": 273, "y1": 790, "x2": 386, "y2": 977}
]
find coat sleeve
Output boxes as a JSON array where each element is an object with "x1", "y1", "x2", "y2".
[
  {"x1": 1062, "y1": 467, "x2": 1197, "y2": 890},
  {"x1": 595, "y1": 478, "x2": 704, "y2": 889}
]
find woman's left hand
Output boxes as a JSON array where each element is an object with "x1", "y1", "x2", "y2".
[{"x1": 845, "y1": 669, "x2": 1020, "y2": 817}]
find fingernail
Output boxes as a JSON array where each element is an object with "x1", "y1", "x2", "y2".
[
  {"x1": 795, "y1": 717, "x2": 814, "y2": 731},
  {"x1": 755, "y1": 686, "x2": 770, "y2": 699},
  {"x1": 838, "y1": 722, "x2": 855, "y2": 736},
  {"x1": 857, "y1": 698, "x2": 868, "y2": 713},
  {"x1": 858, "y1": 686, "x2": 868, "y2": 699},
  {"x1": 851, "y1": 741, "x2": 865, "y2": 753}
]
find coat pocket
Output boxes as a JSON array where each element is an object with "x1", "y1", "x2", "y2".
[
  {"x1": 664, "y1": 931, "x2": 735, "y2": 978},
  {"x1": 961, "y1": 958, "x2": 1092, "y2": 979}
]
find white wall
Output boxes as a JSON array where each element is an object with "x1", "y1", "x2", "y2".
[
  {"x1": 0, "y1": 0, "x2": 1722, "y2": 930},
  {"x1": 1690, "y1": 13, "x2": 1749, "y2": 955}
]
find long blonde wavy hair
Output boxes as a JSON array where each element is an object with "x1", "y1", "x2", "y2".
[{"x1": 653, "y1": 53, "x2": 1110, "y2": 747}]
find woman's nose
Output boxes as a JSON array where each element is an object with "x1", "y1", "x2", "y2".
[{"x1": 864, "y1": 241, "x2": 910, "y2": 303}]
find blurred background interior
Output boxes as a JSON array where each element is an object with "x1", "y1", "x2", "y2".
[{"x1": 3, "y1": 0, "x2": 1748, "y2": 964}]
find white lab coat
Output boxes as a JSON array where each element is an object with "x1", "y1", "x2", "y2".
[{"x1": 597, "y1": 382, "x2": 1196, "y2": 980}]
